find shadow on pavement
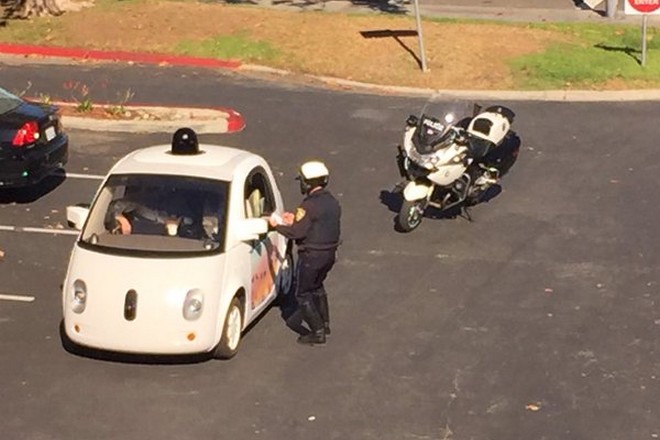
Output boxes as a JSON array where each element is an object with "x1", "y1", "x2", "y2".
[
  {"x1": 59, "y1": 321, "x2": 212, "y2": 365},
  {"x1": 0, "y1": 172, "x2": 66, "y2": 204},
  {"x1": 221, "y1": 0, "x2": 408, "y2": 13}
]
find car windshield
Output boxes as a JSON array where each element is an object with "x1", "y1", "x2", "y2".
[
  {"x1": 80, "y1": 174, "x2": 229, "y2": 255},
  {"x1": 0, "y1": 87, "x2": 23, "y2": 115}
]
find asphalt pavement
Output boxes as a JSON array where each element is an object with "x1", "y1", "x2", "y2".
[{"x1": 2, "y1": 73, "x2": 660, "y2": 440}]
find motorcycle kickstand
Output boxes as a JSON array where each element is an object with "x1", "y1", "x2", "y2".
[
  {"x1": 460, "y1": 205, "x2": 474, "y2": 222},
  {"x1": 393, "y1": 180, "x2": 407, "y2": 193}
]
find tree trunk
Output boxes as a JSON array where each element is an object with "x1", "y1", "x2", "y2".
[
  {"x1": 2, "y1": 0, "x2": 93, "y2": 19},
  {"x1": 21, "y1": 0, "x2": 62, "y2": 17}
]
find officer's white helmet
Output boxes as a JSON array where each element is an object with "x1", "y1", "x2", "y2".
[
  {"x1": 298, "y1": 161, "x2": 329, "y2": 194},
  {"x1": 300, "y1": 161, "x2": 329, "y2": 180}
]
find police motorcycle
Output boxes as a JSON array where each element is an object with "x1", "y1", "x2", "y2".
[{"x1": 395, "y1": 104, "x2": 516, "y2": 232}]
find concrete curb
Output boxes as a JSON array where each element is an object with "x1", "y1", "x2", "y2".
[
  {"x1": 241, "y1": 64, "x2": 660, "y2": 101},
  {"x1": 55, "y1": 103, "x2": 246, "y2": 134}
]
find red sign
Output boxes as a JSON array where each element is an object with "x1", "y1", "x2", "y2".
[{"x1": 627, "y1": 0, "x2": 660, "y2": 13}]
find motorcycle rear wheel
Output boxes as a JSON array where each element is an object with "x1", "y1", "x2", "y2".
[{"x1": 397, "y1": 199, "x2": 425, "y2": 232}]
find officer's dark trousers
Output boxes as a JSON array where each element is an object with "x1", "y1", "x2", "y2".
[{"x1": 294, "y1": 249, "x2": 336, "y2": 333}]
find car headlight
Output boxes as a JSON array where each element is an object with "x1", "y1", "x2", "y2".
[
  {"x1": 183, "y1": 289, "x2": 204, "y2": 321},
  {"x1": 71, "y1": 279, "x2": 87, "y2": 314}
]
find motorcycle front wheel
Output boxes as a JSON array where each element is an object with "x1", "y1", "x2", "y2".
[{"x1": 396, "y1": 199, "x2": 425, "y2": 232}]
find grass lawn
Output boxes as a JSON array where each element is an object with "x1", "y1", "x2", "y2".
[{"x1": 1, "y1": 0, "x2": 659, "y2": 90}]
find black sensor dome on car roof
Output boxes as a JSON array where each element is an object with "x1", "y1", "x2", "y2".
[{"x1": 171, "y1": 127, "x2": 200, "y2": 155}]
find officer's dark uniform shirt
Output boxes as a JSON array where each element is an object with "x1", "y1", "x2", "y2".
[{"x1": 275, "y1": 188, "x2": 341, "y2": 251}]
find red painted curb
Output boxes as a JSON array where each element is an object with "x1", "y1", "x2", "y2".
[
  {"x1": 222, "y1": 107, "x2": 246, "y2": 133},
  {"x1": 0, "y1": 43, "x2": 242, "y2": 69}
]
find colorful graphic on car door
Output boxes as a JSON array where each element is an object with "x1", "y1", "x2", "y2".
[{"x1": 249, "y1": 233, "x2": 280, "y2": 309}]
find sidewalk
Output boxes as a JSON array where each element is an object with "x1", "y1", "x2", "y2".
[{"x1": 262, "y1": 0, "x2": 660, "y2": 24}]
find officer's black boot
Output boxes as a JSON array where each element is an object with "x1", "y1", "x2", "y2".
[
  {"x1": 297, "y1": 301, "x2": 326, "y2": 345},
  {"x1": 285, "y1": 308, "x2": 310, "y2": 336},
  {"x1": 315, "y1": 290, "x2": 331, "y2": 336}
]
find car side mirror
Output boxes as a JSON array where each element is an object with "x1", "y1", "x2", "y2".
[
  {"x1": 66, "y1": 205, "x2": 90, "y2": 230},
  {"x1": 236, "y1": 218, "x2": 268, "y2": 242}
]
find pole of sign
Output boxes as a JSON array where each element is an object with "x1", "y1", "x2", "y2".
[
  {"x1": 641, "y1": 13, "x2": 648, "y2": 66},
  {"x1": 606, "y1": 0, "x2": 618, "y2": 18},
  {"x1": 412, "y1": 0, "x2": 428, "y2": 72}
]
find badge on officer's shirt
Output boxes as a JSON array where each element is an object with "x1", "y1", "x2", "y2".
[{"x1": 295, "y1": 207, "x2": 306, "y2": 222}]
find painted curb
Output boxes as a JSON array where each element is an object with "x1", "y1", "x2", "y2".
[{"x1": 0, "y1": 43, "x2": 241, "y2": 69}]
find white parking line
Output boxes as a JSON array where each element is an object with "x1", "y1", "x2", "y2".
[
  {"x1": 0, "y1": 225, "x2": 79, "y2": 236},
  {"x1": 0, "y1": 293, "x2": 35, "y2": 303},
  {"x1": 55, "y1": 171, "x2": 104, "y2": 180}
]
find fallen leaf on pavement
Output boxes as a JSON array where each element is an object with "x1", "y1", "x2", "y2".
[{"x1": 525, "y1": 403, "x2": 541, "y2": 411}]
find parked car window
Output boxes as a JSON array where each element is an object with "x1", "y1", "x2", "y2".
[
  {"x1": 0, "y1": 87, "x2": 23, "y2": 115},
  {"x1": 80, "y1": 174, "x2": 229, "y2": 254}
]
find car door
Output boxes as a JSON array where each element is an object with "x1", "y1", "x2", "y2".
[{"x1": 243, "y1": 167, "x2": 280, "y2": 321}]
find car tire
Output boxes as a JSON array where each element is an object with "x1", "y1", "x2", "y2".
[
  {"x1": 396, "y1": 199, "x2": 425, "y2": 232},
  {"x1": 276, "y1": 250, "x2": 295, "y2": 298},
  {"x1": 213, "y1": 297, "x2": 243, "y2": 360}
]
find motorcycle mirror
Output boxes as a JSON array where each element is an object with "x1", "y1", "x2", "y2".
[
  {"x1": 406, "y1": 115, "x2": 419, "y2": 126},
  {"x1": 444, "y1": 113, "x2": 455, "y2": 124}
]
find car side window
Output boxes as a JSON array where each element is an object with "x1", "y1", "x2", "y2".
[{"x1": 244, "y1": 168, "x2": 275, "y2": 219}]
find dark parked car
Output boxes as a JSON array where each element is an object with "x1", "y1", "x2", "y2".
[{"x1": 0, "y1": 86, "x2": 68, "y2": 188}]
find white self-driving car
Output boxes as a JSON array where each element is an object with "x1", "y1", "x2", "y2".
[{"x1": 62, "y1": 130, "x2": 293, "y2": 359}]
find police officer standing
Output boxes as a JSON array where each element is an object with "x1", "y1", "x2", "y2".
[{"x1": 269, "y1": 161, "x2": 341, "y2": 345}]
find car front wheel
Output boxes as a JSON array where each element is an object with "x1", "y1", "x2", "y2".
[{"x1": 213, "y1": 297, "x2": 243, "y2": 360}]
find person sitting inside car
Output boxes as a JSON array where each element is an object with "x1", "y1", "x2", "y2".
[{"x1": 105, "y1": 186, "x2": 205, "y2": 238}]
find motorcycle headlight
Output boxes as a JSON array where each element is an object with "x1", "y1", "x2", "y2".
[
  {"x1": 419, "y1": 154, "x2": 437, "y2": 169},
  {"x1": 71, "y1": 279, "x2": 87, "y2": 314},
  {"x1": 183, "y1": 289, "x2": 204, "y2": 321}
]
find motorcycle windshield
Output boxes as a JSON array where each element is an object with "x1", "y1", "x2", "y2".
[{"x1": 413, "y1": 120, "x2": 455, "y2": 155}]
